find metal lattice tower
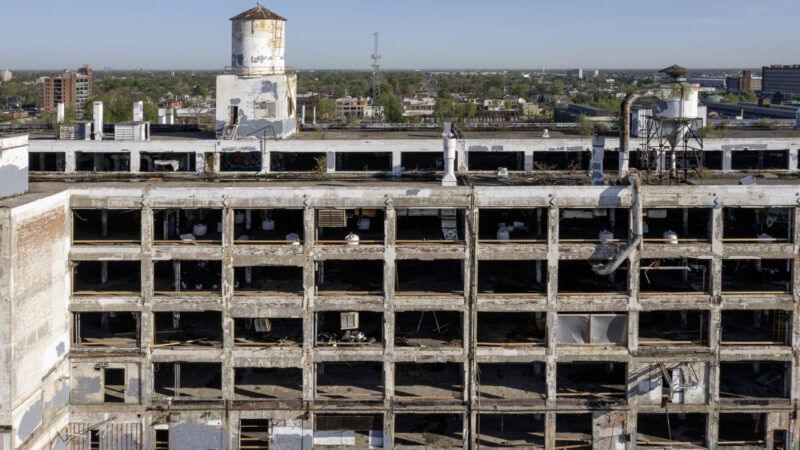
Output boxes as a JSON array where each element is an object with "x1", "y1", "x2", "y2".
[{"x1": 371, "y1": 32, "x2": 382, "y2": 120}]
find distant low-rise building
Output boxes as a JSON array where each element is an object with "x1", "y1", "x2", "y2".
[
  {"x1": 0, "y1": 70, "x2": 12, "y2": 82},
  {"x1": 762, "y1": 65, "x2": 800, "y2": 98},
  {"x1": 403, "y1": 97, "x2": 436, "y2": 117},
  {"x1": 567, "y1": 68, "x2": 584, "y2": 79},
  {"x1": 555, "y1": 103, "x2": 612, "y2": 122},
  {"x1": 42, "y1": 66, "x2": 93, "y2": 114},
  {"x1": 335, "y1": 96, "x2": 379, "y2": 121}
]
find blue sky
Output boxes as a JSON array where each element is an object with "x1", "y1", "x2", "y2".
[{"x1": 0, "y1": 0, "x2": 797, "y2": 70}]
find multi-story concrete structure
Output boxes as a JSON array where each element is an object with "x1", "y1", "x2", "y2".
[
  {"x1": 41, "y1": 67, "x2": 93, "y2": 114},
  {"x1": 762, "y1": 65, "x2": 800, "y2": 98},
  {"x1": 335, "y1": 96, "x2": 379, "y2": 121},
  {"x1": 5, "y1": 7, "x2": 800, "y2": 450}
]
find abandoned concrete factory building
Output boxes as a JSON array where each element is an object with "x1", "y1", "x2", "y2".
[{"x1": 5, "y1": 7, "x2": 800, "y2": 450}]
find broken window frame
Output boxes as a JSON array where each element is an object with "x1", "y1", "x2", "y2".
[
  {"x1": 638, "y1": 311, "x2": 708, "y2": 347},
  {"x1": 72, "y1": 209, "x2": 142, "y2": 244},
  {"x1": 394, "y1": 311, "x2": 463, "y2": 348},
  {"x1": 72, "y1": 261, "x2": 142, "y2": 296},
  {"x1": 315, "y1": 362, "x2": 385, "y2": 401},
  {"x1": 639, "y1": 258, "x2": 710, "y2": 294},
  {"x1": 556, "y1": 313, "x2": 628, "y2": 346},
  {"x1": 394, "y1": 363, "x2": 463, "y2": 400},
  {"x1": 233, "y1": 208, "x2": 305, "y2": 244},
  {"x1": 395, "y1": 259, "x2": 465, "y2": 296},
  {"x1": 153, "y1": 209, "x2": 224, "y2": 245},
  {"x1": 723, "y1": 207, "x2": 794, "y2": 243},
  {"x1": 642, "y1": 208, "x2": 712, "y2": 243},
  {"x1": 233, "y1": 265, "x2": 305, "y2": 296},
  {"x1": 103, "y1": 367, "x2": 126, "y2": 403},
  {"x1": 395, "y1": 208, "x2": 466, "y2": 244},
  {"x1": 478, "y1": 208, "x2": 547, "y2": 243},
  {"x1": 476, "y1": 312, "x2": 547, "y2": 347},
  {"x1": 720, "y1": 310, "x2": 791, "y2": 346},
  {"x1": 153, "y1": 362, "x2": 222, "y2": 400},
  {"x1": 316, "y1": 208, "x2": 385, "y2": 244},
  {"x1": 73, "y1": 312, "x2": 140, "y2": 348},
  {"x1": 315, "y1": 260, "x2": 385, "y2": 296},
  {"x1": 153, "y1": 311, "x2": 223, "y2": 348},
  {"x1": 233, "y1": 318, "x2": 304, "y2": 347},
  {"x1": 315, "y1": 312, "x2": 383, "y2": 348},
  {"x1": 153, "y1": 260, "x2": 223, "y2": 296}
]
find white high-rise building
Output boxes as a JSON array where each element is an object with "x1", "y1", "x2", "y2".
[{"x1": 215, "y1": 5, "x2": 298, "y2": 139}]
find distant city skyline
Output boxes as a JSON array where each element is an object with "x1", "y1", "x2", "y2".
[{"x1": 0, "y1": 0, "x2": 797, "y2": 71}]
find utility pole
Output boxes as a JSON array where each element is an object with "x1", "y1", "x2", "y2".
[{"x1": 371, "y1": 32, "x2": 382, "y2": 121}]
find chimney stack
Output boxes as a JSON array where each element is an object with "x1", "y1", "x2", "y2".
[
  {"x1": 133, "y1": 101, "x2": 144, "y2": 122},
  {"x1": 56, "y1": 103, "x2": 65, "y2": 124},
  {"x1": 442, "y1": 122, "x2": 458, "y2": 187},
  {"x1": 93, "y1": 101, "x2": 104, "y2": 141}
]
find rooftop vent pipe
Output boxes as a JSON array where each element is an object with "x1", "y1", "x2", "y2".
[{"x1": 593, "y1": 173, "x2": 642, "y2": 275}]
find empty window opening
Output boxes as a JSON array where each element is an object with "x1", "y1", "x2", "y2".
[
  {"x1": 317, "y1": 209, "x2": 384, "y2": 244},
  {"x1": 721, "y1": 259, "x2": 792, "y2": 293},
  {"x1": 74, "y1": 312, "x2": 139, "y2": 348},
  {"x1": 603, "y1": 150, "x2": 620, "y2": 172},
  {"x1": 234, "y1": 266, "x2": 303, "y2": 295},
  {"x1": 533, "y1": 151, "x2": 590, "y2": 171},
  {"x1": 154, "y1": 311, "x2": 222, "y2": 347},
  {"x1": 401, "y1": 152, "x2": 450, "y2": 172},
  {"x1": 719, "y1": 362, "x2": 789, "y2": 400},
  {"x1": 558, "y1": 260, "x2": 628, "y2": 293},
  {"x1": 468, "y1": 152, "x2": 524, "y2": 171},
  {"x1": 640, "y1": 258, "x2": 710, "y2": 293},
  {"x1": 479, "y1": 208, "x2": 546, "y2": 242},
  {"x1": 75, "y1": 152, "x2": 130, "y2": 172},
  {"x1": 316, "y1": 312, "x2": 383, "y2": 347},
  {"x1": 73, "y1": 209, "x2": 141, "y2": 243},
  {"x1": 721, "y1": 310, "x2": 790, "y2": 346},
  {"x1": 73, "y1": 261, "x2": 141, "y2": 295},
  {"x1": 643, "y1": 208, "x2": 711, "y2": 242},
  {"x1": 154, "y1": 429, "x2": 169, "y2": 450},
  {"x1": 234, "y1": 318, "x2": 303, "y2": 347},
  {"x1": 477, "y1": 312, "x2": 546, "y2": 347},
  {"x1": 478, "y1": 260, "x2": 547, "y2": 294},
  {"x1": 560, "y1": 208, "x2": 629, "y2": 242},
  {"x1": 396, "y1": 208, "x2": 465, "y2": 243},
  {"x1": 234, "y1": 367, "x2": 302, "y2": 400},
  {"x1": 396, "y1": 260, "x2": 464, "y2": 295},
  {"x1": 555, "y1": 414, "x2": 592, "y2": 450},
  {"x1": 153, "y1": 209, "x2": 223, "y2": 243},
  {"x1": 234, "y1": 209, "x2": 304, "y2": 243},
  {"x1": 316, "y1": 260, "x2": 383, "y2": 295},
  {"x1": 90, "y1": 430, "x2": 101, "y2": 450},
  {"x1": 637, "y1": 413, "x2": 706, "y2": 448},
  {"x1": 395, "y1": 311, "x2": 462, "y2": 347},
  {"x1": 270, "y1": 152, "x2": 326, "y2": 172},
  {"x1": 221, "y1": 151, "x2": 261, "y2": 172},
  {"x1": 140, "y1": 152, "x2": 196, "y2": 172},
  {"x1": 556, "y1": 363, "x2": 626, "y2": 403},
  {"x1": 29, "y1": 152, "x2": 66, "y2": 172},
  {"x1": 103, "y1": 368, "x2": 125, "y2": 403},
  {"x1": 477, "y1": 363, "x2": 546, "y2": 404},
  {"x1": 154, "y1": 362, "x2": 222, "y2": 399},
  {"x1": 557, "y1": 313, "x2": 627, "y2": 346},
  {"x1": 702, "y1": 151, "x2": 723, "y2": 170},
  {"x1": 394, "y1": 414, "x2": 463, "y2": 448},
  {"x1": 478, "y1": 414, "x2": 544, "y2": 449},
  {"x1": 316, "y1": 363, "x2": 384, "y2": 401},
  {"x1": 335, "y1": 152, "x2": 391, "y2": 172},
  {"x1": 314, "y1": 415, "x2": 383, "y2": 449},
  {"x1": 154, "y1": 260, "x2": 222, "y2": 295},
  {"x1": 239, "y1": 419, "x2": 270, "y2": 450},
  {"x1": 718, "y1": 413, "x2": 768, "y2": 448},
  {"x1": 724, "y1": 208, "x2": 793, "y2": 242},
  {"x1": 731, "y1": 150, "x2": 788, "y2": 171},
  {"x1": 639, "y1": 311, "x2": 708, "y2": 346},
  {"x1": 395, "y1": 363, "x2": 462, "y2": 400}
]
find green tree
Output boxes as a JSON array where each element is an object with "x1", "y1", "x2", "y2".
[
  {"x1": 381, "y1": 94, "x2": 404, "y2": 123},
  {"x1": 316, "y1": 98, "x2": 336, "y2": 123}
]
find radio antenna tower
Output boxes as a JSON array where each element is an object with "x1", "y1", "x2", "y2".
[{"x1": 371, "y1": 32, "x2": 383, "y2": 121}]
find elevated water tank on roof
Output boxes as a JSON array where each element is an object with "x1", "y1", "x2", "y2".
[{"x1": 230, "y1": 4, "x2": 287, "y2": 75}]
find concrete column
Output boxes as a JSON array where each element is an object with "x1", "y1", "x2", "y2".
[
  {"x1": 524, "y1": 150, "x2": 534, "y2": 173},
  {"x1": 65, "y1": 151, "x2": 76, "y2": 173},
  {"x1": 195, "y1": 152, "x2": 205, "y2": 174},
  {"x1": 722, "y1": 150, "x2": 733, "y2": 173},
  {"x1": 708, "y1": 206, "x2": 723, "y2": 438},
  {"x1": 140, "y1": 196, "x2": 155, "y2": 409},
  {"x1": 383, "y1": 205, "x2": 396, "y2": 407},
  {"x1": 129, "y1": 150, "x2": 141, "y2": 173},
  {"x1": 391, "y1": 151, "x2": 402, "y2": 175},
  {"x1": 260, "y1": 140, "x2": 270, "y2": 175},
  {"x1": 326, "y1": 150, "x2": 335, "y2": 173},
  {"x1": 788, "y1": 147, "x2": 799, "y2": 171},
  {"x1": 546, "y1": 207, "x2": 559, "y2": 410},
  {"x1": 221, "y1": 207, "x2": 235, "y2": 401},
  {"x1": 545, "y1": 411, "x2": 556, "y2": 450},
  {"x1": 302, "y1": 207, "x2": 316, "y2": 402}
]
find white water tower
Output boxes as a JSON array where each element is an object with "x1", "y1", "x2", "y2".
[
  {"x1": 216, "y1": 4, "x2": 297, "y2": 140},
  {"x1": 230, "y1": 4, "x2": 286, "y2": 75}
]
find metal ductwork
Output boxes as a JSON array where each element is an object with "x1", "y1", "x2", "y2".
[{"x1": 593, "y1": 173, "x2": 643, "y2": 275}]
